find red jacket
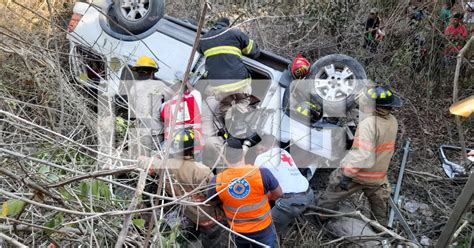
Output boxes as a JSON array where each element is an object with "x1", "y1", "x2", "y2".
[
  {"x1": 161, "y1": 90, "x2": 203, "y2": 150},
  {"x1": 444, "y1": 24, "x2": 468, "y2": 54}
]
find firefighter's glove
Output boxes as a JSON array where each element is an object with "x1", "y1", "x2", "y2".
[{"x1": 338, "y1": 176, "x2": 352, "y2": 191}]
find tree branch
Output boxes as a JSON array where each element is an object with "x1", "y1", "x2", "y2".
[
  {"x1": 0, "y1": 232, "x2": 27, "y2": 248},
  {"x1": 306, "y1": 206, "x2": 417, "y2": 246},
  {"x1": 115, "y1": 170, "x2": 147, "y2": 247},
  {"x1": 48, "y1": 166, "x2": 139, "y2": 188},
  {"x1": 0, "y1": 217, "x2": 81, "y2": 237}
]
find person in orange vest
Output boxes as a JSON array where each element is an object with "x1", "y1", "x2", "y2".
[
  {"x1": 207, "y1": 143, "x2": 283, "y2": 247},
  {"x1": 318, "y1": 86, "x2": 403, "y2": 226}
]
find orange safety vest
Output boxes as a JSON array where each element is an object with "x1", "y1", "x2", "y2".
[{"x1": 215, "y1": 165, "x2": 272, "y2": 233}]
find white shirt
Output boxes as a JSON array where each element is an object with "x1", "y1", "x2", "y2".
[
  {"x1": 254, "y1": 147, "x2": 309, "y2": 193},
  {"x1": 128, "y1": 79, "x2": 173, "y2": 130}
]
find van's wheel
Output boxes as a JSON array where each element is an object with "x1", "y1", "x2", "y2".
[
  {"x1": 112, "y1": 0, "x2": 165, "y2": 34},
  {"x1": 307, "y1": 54, "x2": 367, "y2": 115}
]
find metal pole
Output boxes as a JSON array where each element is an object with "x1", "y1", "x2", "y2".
[
  {"x1": 388, "y1": 139, "x2": 411, "y2": 227},
  {"x1": 435, "y1": 173, "x2": 474, "y2": 248},
  {"x1": 388, "y1": 198, "x2": 418, "y2": 243}
]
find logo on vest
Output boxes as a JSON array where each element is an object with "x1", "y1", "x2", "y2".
[{"x1": 228, "y1": 178, "x2": 250, "y2": 199}]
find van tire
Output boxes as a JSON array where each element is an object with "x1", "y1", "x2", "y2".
[
  {"x1": 112, "y1": 0, "x2": 165, "y2": 34},
  {"x1": 307, "y1": 54, "x2": 367, "y2": 116}
]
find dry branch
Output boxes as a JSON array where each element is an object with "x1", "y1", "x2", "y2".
[
  {"x1": 0, "y1": 110, "x2": 136, "y2": 164},
  {"x1": 0, "y1": 166, "x2": 65, "y2": 204},
  {"x1": 306, "y1": 206, "x2": 418, "y2": 247},
  {"x1": 48, "y1": 165, "x2": 139, "y2": 188},
  {"x1": 0, "y1": 231, "x2": 27, "y2": 248},
  {"x1": 0, "y1": 148, "x2": 193, "y2": 203},
  {"x1": 115, "y1": 170, "x2": 147, "y2": 247},
  {"x1": 0, "y1": 217, "x2": 81, "y2": 237}
]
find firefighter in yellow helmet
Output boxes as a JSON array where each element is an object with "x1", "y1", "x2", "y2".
[
  {"x1": 132, "y1": 56, "x2": 159, "y2": 73},
  {"x1": 319, "y1": 86, "x2": 402, "y2": 226},
  {"x1": 128, "y1": 55, "x2": 173, "y2": 156}
]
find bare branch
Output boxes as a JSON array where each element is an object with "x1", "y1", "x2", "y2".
[
  {"x1": 115, "y1": 170, "x2": 147, "y2": 247},
  {"x1": 0, "y1": 232, "x2": 27, "y2": 248},
  {"x1": 48, "y1": 166, "x2": 139, "y2": 188}
]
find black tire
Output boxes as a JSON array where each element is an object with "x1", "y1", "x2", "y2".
[
  {"x1": 307, "y1": 54, "x2": 367, "y2": 116},
  {"x1": 112, "y1": 0, "x2": 165, "y2": 34}
]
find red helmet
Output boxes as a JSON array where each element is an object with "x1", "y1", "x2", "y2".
[{"x1": 291, "y1": 54, "x2": 311, "y2": 79}]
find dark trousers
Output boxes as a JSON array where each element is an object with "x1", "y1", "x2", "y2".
[
  {"x1": 234, "y1": 226, "x2": 277, "y2": 248},
  {"x1": 318, "y1": 169, "x2": 391, "y2": 225},
  {"x1": 200, "y1": 223, "x2": 229, "y2": 247},
  {"x1": 271, "y1": 188, "x2": 315, "y2": 233}
]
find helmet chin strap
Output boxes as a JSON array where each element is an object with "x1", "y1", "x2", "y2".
[{"x1": 375, "y1": 107, "x2": 391, "y2": 116}]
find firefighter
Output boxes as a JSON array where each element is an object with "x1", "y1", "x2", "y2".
[
  {"x1": 207, "y1": 144, "x2": 283, "y2": 248},
  {"x1": 128, "y1": 55, "x2": 173, "y2": 156},
  {"x1": 254, "y1": 134, "x2": 315, "y2": 234},
  {"x1": 318, "y1": 86, "x2": 403, "y2": 226},
  {"x1": 161, "y1": 88, "x2": 204, "y2": 158},
  {"x1": 198, "y1": 16, "x2": 261, "y2": 103},
  {"x1": 138, "y1": 128, "x2": 226, "y2": 247},
  {"x1": 290, "y1": 54, "x2": 311, "y2": 80},
  {"x1": 285, "y1": 54, "x2": 317, "y2": 121},
  {"x1": 199, "y1": 17, "x2": 261, "y2": 170},
  {"x1": 278, "y1": 53, "x2": 311, "y2": 92}
]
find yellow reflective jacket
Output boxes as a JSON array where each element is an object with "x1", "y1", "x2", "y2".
[{"x1": 341, "y1": 111, "x2": 398, "y2": 185}]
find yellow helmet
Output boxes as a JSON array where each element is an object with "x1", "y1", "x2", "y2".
[{"x1": 132, "y1": 56, "x2": 158, "y2": 72}]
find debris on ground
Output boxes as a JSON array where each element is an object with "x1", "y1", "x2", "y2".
[
  {"x1": 420, "y1": 235, "x2": 432, "y2": 246},
  {"x1": 404, "y1": 201, "x2": 433, "y2": 217},
  {"x1": 326, "y1": 217, "x2": 379, "y2": 247}
]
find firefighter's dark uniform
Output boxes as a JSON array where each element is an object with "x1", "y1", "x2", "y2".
[
  {"x1": 199, "y1": 21, "x2": 261, "y2": 168},
  {"x1": 198, "y1": 21, "x2": 261, "y2": 92}
]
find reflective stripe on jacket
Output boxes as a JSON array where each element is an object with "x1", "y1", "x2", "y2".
[
  {"x1": 341, "y1": 113, "x2": 398, "y2": 185},
  {"x1": 208, "y1": 78, "x2": 251, "y2": 93},
  {"x1": 198, "y1": 23, "x2": 260, "y2": 90},
  {"x1": 215, "y1": 165, "x2": 272, "y2": 233}
]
